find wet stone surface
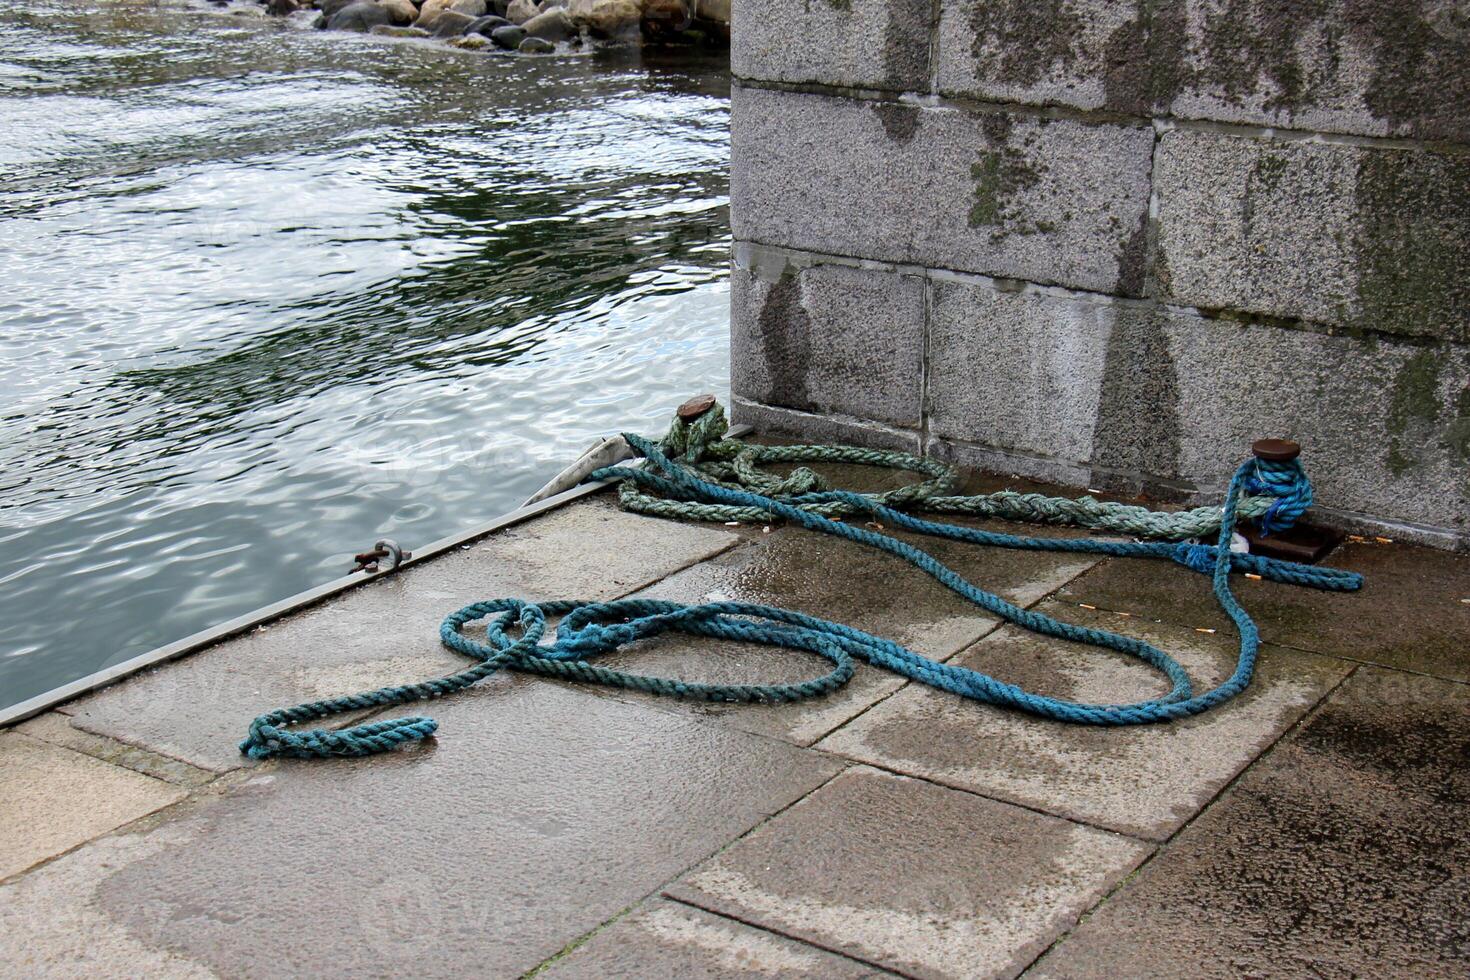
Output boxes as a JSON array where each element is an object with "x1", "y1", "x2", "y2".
[
  {"x1": 61, "y1": 499, "x2": 738, "y2": 772},
  {"x1": 1032, "y1": 667, "x2": 1470, "y2": 978},
  {"x1": 581, "y1": 506, "x2": 1101, "y2": 745},
  {"x1": 0, "y1": 683, "x2": 839, "y2": 977},
  {"x1": 1061, "y1": 541, "x2": 1470, "y2": 681},
  {"x1": 541, "y1": 899, "x2": 894, "y2": 978},
  {"x1": 666, "y1": 767, "x2": 1151, "y2": 980},
  {"x1": 817, "y1": 602, "x2": 1352, "y2": 839}
]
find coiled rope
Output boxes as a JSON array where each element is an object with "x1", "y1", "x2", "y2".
[
  {"x1": 615, "y1": 403, "x2": 1284, "y2": 540},
  {"x1": 240, "y1": 406, "x2": 1360, "y2": 760}
]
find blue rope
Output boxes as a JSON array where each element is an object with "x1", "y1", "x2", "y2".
[
  {"x1": 240, "y1": 435, "x2": 1361, "y2": 759},
  {"x1": 1245, "y1": 458, "x2": 1313, "y2": 534}
]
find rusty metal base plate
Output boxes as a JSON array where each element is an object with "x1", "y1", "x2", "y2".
[{"x1": 1240, "y1": 521, "x2": 1346, "y2": 564}]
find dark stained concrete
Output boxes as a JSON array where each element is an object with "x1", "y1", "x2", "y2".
[
  {"x1": 59, "y1": 500, "x2": 739, "y2": 772},
  {"x1": 666, "y1": 767, "x2": 1151, "y2": 979},
  {"x1": 1032, "y1": 667, "x2": 1470, "y2": 978},
  {"x1": 818, "y1": 601, "x2": 1351, "y2": 839},
  {"x1": 1061, "y1": 540, "x2": 1470, "y2": 681},
  {"x1": 541, "y1": 899, "x2": 894, "y2": 978}
]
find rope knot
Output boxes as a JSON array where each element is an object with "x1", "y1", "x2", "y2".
[
  {"x1": 1172, "y1": 542, "x2": 1218, "y2": 576},
  {"x1": 1244, "y1": 458, "x2": 1313, "y2": 535},
  {"x1": 659, "y1": 401, "x2": 729, "y2": 462}
]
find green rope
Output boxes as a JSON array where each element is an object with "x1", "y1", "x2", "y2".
[{"x1": 620, "y1": 402, "x2": 1273, "y2": 540}]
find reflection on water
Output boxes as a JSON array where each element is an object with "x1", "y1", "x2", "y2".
[{"x1": 0, "y1": 0, "x2": 732, "y2": 709}]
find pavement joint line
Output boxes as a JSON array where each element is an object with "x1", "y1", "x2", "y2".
[
  {"x1": 18, "y1": 719, "x2": 220, "y2": 789},
  {"x1": 797, "y1": 555, "x2": 1102, "y2": 751},
  {"x1": 517, "y1": 763, "x2": 862, "y2": 975},
  {"x1": 1245, "y1": 644, "x2": 1470, "y2": 687},
  {"x1": 818, "y1": 752, "x2": 1157, "y2": 845},
  {"x1": 1014, "y1": 662, "x2": 1366, "y2": 975},
  {"x1": 521, "y1": 761, "x2": 858, "y2": 976},
  {"x1": 663, "y1": 891, "x2": 917, "y2": 979},
  {"x1": 519, "y1": 899, "x2": 642, "y2": 979}
]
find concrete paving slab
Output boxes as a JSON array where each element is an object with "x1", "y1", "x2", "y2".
[
  {"x1": 0, "y1": 733, "x2": 186, "y2": 881},
  {"x1": 817, "y1": 602, "x2": 1351, "y2": 839},
  {"x1": 62, "y1": 499, "x2": 738, "y2": 772},
  {"x1": 1032, "y1": 667, "x2": 1470, "y2": 978},
  {"x1": 541, "y1": 899, "x2": 893, "y2": 978},
  {"x1": 1061, "y1": 540, "x2": 1470, "y2": 681},
  {"x1": 0, "y1": 682, "x2": 840, "y2": 978},
  {"x1": 666, "y1": 767, "x2": 1151, "y2": 980},
  {"x1": 579, "y1": 510, "x2": 1100, "y2": 745}
]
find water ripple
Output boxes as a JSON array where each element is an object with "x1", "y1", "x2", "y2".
[{"x1": 0, "y1": 0, "x2": 732, "y2": 708}]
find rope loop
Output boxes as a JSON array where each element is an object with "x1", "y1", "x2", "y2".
[{"x1": 240, "y1": 400, "x2": 1362, "y2": 760}]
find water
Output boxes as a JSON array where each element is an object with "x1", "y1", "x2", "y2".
[{"x1": 0, "y1": 0, "x2": 732, "y2": 711}]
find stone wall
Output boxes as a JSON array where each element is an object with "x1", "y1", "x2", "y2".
[{"x1": 727, "y1": 0, "x2": 1470, "y2": 548}]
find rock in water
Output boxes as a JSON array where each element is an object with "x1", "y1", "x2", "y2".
[
  {"x1": 378, "y1": 0, "x2": 419, "y2": 25},
  {"x1": 414, "y1": 0, "x2": 485, "y2": 29},
  {"x1": 464, "y1": 14, "x2": 512, "y2": 34},
  {"x1": 266, "y1": 0, "x2": 300, "y2": 16},
  {"x1": 423, "y1": 9, "x2": 476, "y2": 33},
  {"x1": 566, "y1": 0, "x2": 640, "y2": 38},
  {"x1": 505, "y1": 0, "x2": 539, "y2": 24},
  {"x1": 447, "y1": 33, "x2": 490, "y2": 48},
  {"x1": 519, "y1": 35, "x2": 555, "y2": 52},
  {"x1": 521, "y1": 7, "x2": 573, "y2": 41},
  {"x1": 327, "y1": 2, "x2": 393, "y2": 31},
  {"x1": 489, "y1": 23, "x2": 526, "y2": 47},
  {"x1": 317, "y1": 0, "x2": 359, "y2": 17}
]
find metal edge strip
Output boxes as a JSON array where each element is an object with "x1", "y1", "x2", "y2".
[{"x1": 0, "y1": 424, "x2": 751, "y2": 729}]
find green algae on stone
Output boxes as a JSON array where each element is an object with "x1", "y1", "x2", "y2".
[
  {"x1": 967, "y1": 0, "x2": 1085, "y2": 88},
  {"x1": 1385, "y1": 348, "x2": 1448, "y2": 475},
  {"x1": 1353, "y1": 147, "x2": 1470, "y2": 343},
  {"x1": 967, "y1": 145, "x2": 1046, "y2": 239}
]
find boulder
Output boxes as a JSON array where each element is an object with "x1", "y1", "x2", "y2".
[
  {"x1": 489, "y1": 23, "x2": 526, "y2": 46},
  {"x1": 521, "y1": 7, "x2": 573, "y2": 41},
  {"x1": 447, "y1": 33, "x2": 490, "y2": 47},
  {"x1": 327, "y1": 1, "x2": 393, "y2": 30},
  {"x1": 317, "y1": 0, "x2": 358, "y2": 17},
  {"x1": 464, "y1": 13, "x2": 512, "y2": 34},
  {"x1": 489, "y1": 0, "x2": 511, "y2": 15},
  {"x1": 519, "y1": 35, "x2": 555, "y2": 52},
  {"x1": 566, "y1": 0, "x2": 639, "y2": 38},
  {"x1": 413, "y1": 0, "x2": 484, "y2": 27},
  {"x1": 505, "y1": 0, "x2": 539, "y2": 24},
  {"x1": 424, "y1": 8, "x2": 476, "y2": 33},
  {"x1": 378, "y1": 0, "x2": 418, "y2": 24},
  {"x1": 266, "y1": 0, "x2": 300, "y2": 16}
]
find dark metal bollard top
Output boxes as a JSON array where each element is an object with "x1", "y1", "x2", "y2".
[
  {"x1": 677, "y1": 393, "x2": 717, "y2": 421},
  {"x1": 1251, "y1": 438, "x2": 1301, "y2": 462}
]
